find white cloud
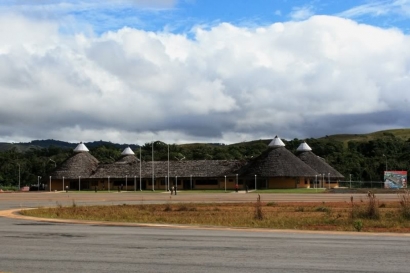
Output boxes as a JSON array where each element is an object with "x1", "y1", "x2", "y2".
[
  {"x1": 339, "y1": 0, "x2": 410, "y2": 18},
  {"x1": 1, "y1": 14, "x2": 410, "y2": 144},
  {"x1": 289, "y1": 6, "x2": 315, "y2": 21}
]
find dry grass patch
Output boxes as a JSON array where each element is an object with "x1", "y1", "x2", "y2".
[{"x1": 20, "y1": 199, "x2": 410, "y2": 232}]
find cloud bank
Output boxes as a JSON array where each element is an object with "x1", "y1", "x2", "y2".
[{"x1": 1, "y1": 13, "x2": 410, "y2": 144}]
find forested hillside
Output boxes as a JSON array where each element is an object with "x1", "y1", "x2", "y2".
[{"x1": 1, "y1": 129, "x2": 410, "y2": 187}]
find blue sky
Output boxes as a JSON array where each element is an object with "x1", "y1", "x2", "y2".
[{"x1": 1, "y1": 0, "x2": 410, "y2": 144}]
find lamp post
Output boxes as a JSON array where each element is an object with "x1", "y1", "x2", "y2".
[
  {"x1": 236, "y1": 174, "x2": 238, "y2": 189},
  {"x1": 349, "y1": 174, "x2": 352, "y2": 189},
  {"x1": 49, "y1": 159, "x2": 56, "y2": 167},
  {"x1": 322, "y1": 174, "x2": 325, "y2": 188},
  {"x1": 49, "y1": 176, "x2": 51, "y2": 192},
  {"x1": 139, "y1": 146, "x2": 142, "y2": 191},
  {"x1": 328, "y1": 173, "x2": 330, "y2": 189},
  {"x1": 175, "y1": 176, "x2": 177, "y2": 194},
  {"x1": 125, "y1": 175, "x2": 128, "y2": 192},
  {"x1": 255, "y1": 174, "x2": 257, "y2": 191},
  {"x1": 108, "y1": 176, "x2": 110, "y2": 192},
  {"x1": 63, "y1": 176, "x2": 65, "y2": 192},
  {"x1": 383, "y1": 154, "x2": 387, "y2": 172},
  {"x1": 165, "y1": 175, "x2": 168, "y2": 192},
  {"x1": 17, "y1": 163, "x2": 20, "y2": 190},
  {"x1": 37, "y1": 176, "x2": 41, "y2": 191},
  {"x1": 315, "y1": 174, "x2": 317, "y2": 189},
  {"x1": 78, "y1": 176, "x2": 81, "y2": 191},
  {"x1": 152, "y1": 141, "x2": 154, "y2": 191},
  {"x1": 224, "y1": 175, "x2": 226, "y2": 192},
  {"x1": 167, "y1": 144, "x2": 170, "y2": 191}
]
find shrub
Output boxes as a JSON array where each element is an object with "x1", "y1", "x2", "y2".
[
  {"x1": 398, "y1": 190, "x2": 410, "y2": 220},
  {"x1": 254, "y1": 194, "x2": 263, "y2": 220},
  {"x1": 295, "y1": 207, "x2": 304, "y2": 212},
  {"x1": 266, "y1": 202, "x2": 277, "y2": 207},
  {"x1": 163, "y1": 204, "x2": 172, "y2": 211},
  {"x1": 315, "y1": 206, "x2": 330, "y2": 213},
  {"x1": 364, "y1": 191, "x2": 379, "y2": 220},
  {"x1": 353, "y1": 220, "x2": 363, "y2": 232}
]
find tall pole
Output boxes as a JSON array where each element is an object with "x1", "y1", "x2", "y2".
[
  {"x1": 17, "y1": 163, "x2": 20, "y2": 190},
  {"x1": 49, "y1": 176, "x2": 51, "y2": 192},
  {"x1": 255, "y1": 174, "x2": 257, "y2": 191},
  {"x1": 224, "y1": 175, "x2": 226, "y2": 192},
  {"x1": 322, "y1": 174, "x2": 324, "y2": 188},
  {"x1": 63, "y1": 176, "x2": 65, "y2": 192},
  {"x1": 236, "y1": 174, "x2": 238, "y2": 189},
  {"x1": 175, "y1": 176, "x2": 177, "y2": 193},
  {"x1": 37, "y1": 176, "x2": 41, "y2": 191},
  {"x1": 139, "y1": 147, "x2": 142, "y2": 191},
  {"x1": 167, "y1": 144, "x2": 170, "y2": 191},
  {"x1": 328, "y1": 173, "x2": 330, "y2": 189},
  {"x1": 349, "y1": 174, "x2": 352, "y2": 189},
  {"x1": 165, "y1": 175, "x2": 168, "y2": 192},
  {"x1": 152, "y1": 141, "x2": 154, "y2": 191}
]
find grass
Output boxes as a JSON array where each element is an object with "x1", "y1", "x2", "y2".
[{"x1": 21, "y1": 197, "x2": 410, "y2": 232}]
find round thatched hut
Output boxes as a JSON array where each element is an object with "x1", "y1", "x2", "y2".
[
  {"x1": 296, "y1": 141, "x2": 344, "y2": 188},
  {"x1": 239, "y1": 136, "x2": 318, "y2": 189}
]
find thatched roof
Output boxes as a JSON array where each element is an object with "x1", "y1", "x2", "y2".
[
  {"x1": 90, "y1": 160, "x2": 246, "y2": 179},
  {"x1": 50, "y1": 152, "x2": 99, "y2": 179},
  {"x1": 297, "y1": 151, "x2": 345, "y2": 179},
  {"x1": 239, "y1": 147, "x2": 318, "y2": 178},
  {"x1": 116, "y1": 154, "x2": 139, "y2": 164}
]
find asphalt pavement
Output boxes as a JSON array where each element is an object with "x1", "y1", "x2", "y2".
[{"x1": 0, "y1": 192, "x2": 409, "y2": 273}]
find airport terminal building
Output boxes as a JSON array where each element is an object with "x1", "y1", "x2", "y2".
[{"x1": 47, "y1": 136, "x2": 344, "y2": 191}]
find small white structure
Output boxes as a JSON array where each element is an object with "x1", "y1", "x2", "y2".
[
  {"x1": 121, "y1": 147, "x2": 135, "y2": 156},
  {"x1": 296, "y1": 141, "x2": 312, "y2": 152},
  {"x1": 73, "y1": 142, "x2": 89, "y2": 153},
  {"x1": 268, "y1": 136, "x2": 285, "y2": 147}
]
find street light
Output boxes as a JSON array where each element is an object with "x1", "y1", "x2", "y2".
[
  {"x1": 16, "y1": 163, "x2": 20, "y2": 190},
  {"x1": 255, "y1": 174, "x2": 257, "y2": 191},
  {"x1": 49, "y1": 159, "x2": 56, "y2": 167},
  {"x1": 315, "y1": 174, "x2": 318, "y2": 190},
  {"x1": 383, "y1": 154, "x2": 387, "y2": 172},
  {"x1": 49, "y1": 176, "x2": 51, "y2": 192},
  {"x1": 349, "y1": 174, "x2": 352, "y2": 189},
  {"x1": 37, "y1": 176, "x2": 41, "y2": 191},
  {"x1": 224, "y1": 175, "x2": 226, "y2": 192},
  {"x1": 328, "y1": 173, "x2": 330, "y2": 189}
]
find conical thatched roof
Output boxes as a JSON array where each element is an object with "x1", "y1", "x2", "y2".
[
  {"x1": 268, "y1": 135, "x2": 285, "y2": 147},
  {"x1": 74, "y1": 142, "x2": 89, "y2": 153},
  {"x1": 296, "y1": 141, "x2": 312, "y2": 152},
  {"x1": 297, "y1": 151, "x2": 344, "y2": 179},
  {"x1": 90, "y1": 160, "x2": 246, "y2": 179},
  {"x1": 121, "y1": 147, "x2": 134, "y2": 156},
  {"x1": 239, "y1": 146, "x2": 318, "y2": 177},
  {"x1": 116, "y1": 154, "x2": 139, "y2": 164},
  {"x1": 50, "y1": 152, "x2": 99, "y2": 179}
]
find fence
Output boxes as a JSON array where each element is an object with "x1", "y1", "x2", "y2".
[{"x1": 337, "y1": 180, "x2": 406, "y2": 189}]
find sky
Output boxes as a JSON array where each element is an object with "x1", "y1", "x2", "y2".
[{"x1": 1, "y1": 0, "x2": 410, "y2": 145}]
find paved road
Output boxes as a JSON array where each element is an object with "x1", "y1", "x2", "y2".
[
  {"x1": 0, "y1": 191, "x2": 402, "y2": 211},
  {"x1": 0, "y1": 192, "x2": 409, "y2": 273}
]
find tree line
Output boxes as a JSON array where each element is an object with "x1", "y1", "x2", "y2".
[{"x1": 1, "y1": 134, "x2": 409, "y2": 187}]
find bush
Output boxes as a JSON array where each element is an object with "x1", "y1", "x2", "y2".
[
  {"x1": 353, "y1": 220, "x2": 363, "y2": 232},
  {"x1": 398, "y1": 190, "x2": 410, "y2": 220},
  {"x1": 254, "y1": 194, "x2": 263, "y2": 220}
]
